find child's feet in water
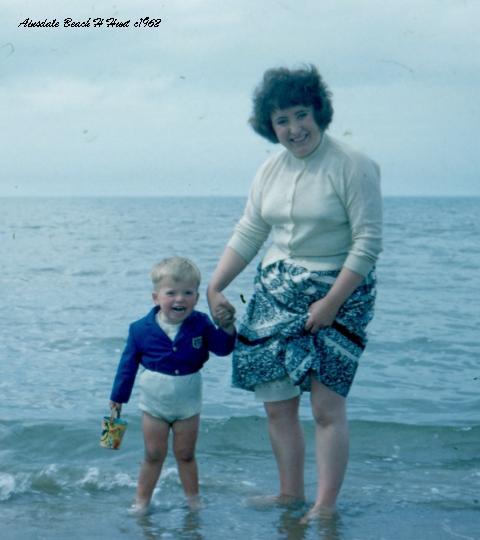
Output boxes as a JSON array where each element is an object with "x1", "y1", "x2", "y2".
[
  {"x1": 186, "y1": 495, "x2": 202, "y2": 511},
  {"x1": 127, "y1": 501, "x2": 150, "y2": 517}
]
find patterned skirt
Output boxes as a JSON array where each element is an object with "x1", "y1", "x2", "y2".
[{"x1": 232, "y1": 260, "x2": 377, "y2": 397}]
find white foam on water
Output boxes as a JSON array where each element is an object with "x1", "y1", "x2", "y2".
[
  {"x1": 160, "y1": 466, "x2": 178, "y2": 479},
  {"x1": 0, "y1": 472, "x2": 29, "y2": 501},
  {"x1": 0, "y1": 472, "x2": 16, "y2": 501},
  {"x1": 30, "y1": 463, "x2": 68, "y2": 493},
  {"x1": 441, "y1": 520, "x2": 476, "y2": 540},
  {"x1": 77, "y1": 466, "x2": 136, "y2": 491},
  {"x1": 240, "y1": 480, "x2": 256, "y2": 487}
]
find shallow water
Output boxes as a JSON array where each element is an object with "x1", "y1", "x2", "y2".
[{"x1": 1, "y1": 197, "x2": 479, "y2": 539}]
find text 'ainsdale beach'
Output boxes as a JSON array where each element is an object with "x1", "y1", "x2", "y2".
[{"x1": 18, "y1": 17, "x2": 162, "y2": 29}]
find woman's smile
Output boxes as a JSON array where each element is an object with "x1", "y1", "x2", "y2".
[{"x1": 271, "y1": 105, "x2": 322, "y2": 158}]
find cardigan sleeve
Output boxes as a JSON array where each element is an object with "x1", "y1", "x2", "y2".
[
  {"x1": 227, "y1": 162, "x2": 272, "y2": 264},
  {"x1": 340, "y1": 154, "x2": 383, "y2": 276},
  {"x1": 110, "y1": 325, "x2": 142, "y2": 403}
]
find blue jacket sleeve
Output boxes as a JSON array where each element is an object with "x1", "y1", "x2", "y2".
[
  {"x1": 110, "y1": 325, "x2": 142, "y2": 403},
  {"x1": 203, "y1": 315, "x2": 236, "y2": 356}
]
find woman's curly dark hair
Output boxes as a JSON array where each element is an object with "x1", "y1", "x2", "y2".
[{"x1": 249, "y1": 64, "x2": 334, "y2": 143}]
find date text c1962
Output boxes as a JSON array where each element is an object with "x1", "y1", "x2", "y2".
[{"x1": 18, "y1": 17, "x2": 162, "y2": 29}]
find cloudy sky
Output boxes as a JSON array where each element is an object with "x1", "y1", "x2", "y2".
[{"x1": 1, "y1": 0, "x2": 479, "y2": 197}]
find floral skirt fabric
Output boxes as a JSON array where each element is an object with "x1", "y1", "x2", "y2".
[{"x1": 232, "y1": 260, "x2": 377, "y2": 397}]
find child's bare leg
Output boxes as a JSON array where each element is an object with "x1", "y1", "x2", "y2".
[
  {"x1": 135, "y1": 412, "x2": 170, "y2": 509},
  {"x1": 172, "y1": 414, "x2": 200, "y2": 503}
]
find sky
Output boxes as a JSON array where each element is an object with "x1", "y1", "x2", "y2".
[{"x1": 1, "y1": 0, "x2": 479, "y2": 197}]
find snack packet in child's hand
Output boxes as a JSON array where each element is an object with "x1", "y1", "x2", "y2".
[{"x1": 100, "y1": 409, "x2": 127, "y2": 450}]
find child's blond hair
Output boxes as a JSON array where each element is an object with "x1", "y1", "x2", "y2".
[{"x1": 150, "y1": 256, "x2": 201, "y2": 290}]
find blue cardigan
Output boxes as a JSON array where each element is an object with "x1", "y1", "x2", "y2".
[{"x1": 110, "y1": 307, "x2": 236, "y2": 403}]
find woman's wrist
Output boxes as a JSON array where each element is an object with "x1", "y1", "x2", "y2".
[
  {"x1": 207, "y1": 283, "x2": 221, "y2": 295},
  {"x1": 321, "y1": 292, "x2": 344, "y2": 311},
  {"x1": 323, "y1": 267, "x2": 364, "y2": 310}
]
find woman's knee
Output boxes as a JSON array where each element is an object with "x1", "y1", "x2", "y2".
[
  {"x1": 265, "y1": 397, "x2": 300, "y2": 425},
  {"x1": 311, "y1": 406, "x2": 343, "y2": 428},
  {"x1": 310, "y1": 381, "x2": 346, "y2": 428}
]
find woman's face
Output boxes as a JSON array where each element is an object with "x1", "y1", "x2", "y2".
[{"x1": 271, "y1": 105, "x2": 322, "y2": 158}]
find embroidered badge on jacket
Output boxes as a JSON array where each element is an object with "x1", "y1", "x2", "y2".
[{"x1": 192, "y1": 336, "x2": 203, "y2": 349}]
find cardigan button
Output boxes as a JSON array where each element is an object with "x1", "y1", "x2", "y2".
[
  {"x1": 175, "y1": 369, "x2": 180, "y2": 375},
  {"x1": 172, "y1": 346, "x2": 177, "y2": 352}
]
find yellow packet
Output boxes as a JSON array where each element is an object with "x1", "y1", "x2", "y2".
[{"x1": 100, "y1": 410, "x2": 128, "y2": 450}]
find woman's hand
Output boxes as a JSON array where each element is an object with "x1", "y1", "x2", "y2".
[
  {"x1": 305, "y1": 297, "x2": 339, "y2": 334},
  {"x1": 207, "y1": 288, "x2": 236, "y2": 326},
  {"x1": 305, "y1": 267, "x2": 364, "y2": 333},
  {"x1": 207, "y1": 247, "x2": 247, "y2": 325}
]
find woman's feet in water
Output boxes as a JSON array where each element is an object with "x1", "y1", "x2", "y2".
[
  {"x1": 247, "y1": 493, "x2": 305, "y2": 509},
  {"x1": 300, "y1": 503, "x2": 337, "y2": 524}
]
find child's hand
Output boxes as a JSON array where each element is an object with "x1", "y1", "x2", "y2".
[
  {"x1": 219, "y1": 321, "x2": 236, "y2": 336},
  {"x1": 218, "y1": 310, "x2": 235, "y2": 324},
  {"x1": 208, "y1": 290, "x2": 235, "y2": 325},
  {"x1": 217, "y1": 311, "x2": 236, "y2": 336},
  {"x1": 109, "y1": 401, "x2": 122, "y2": 416}
]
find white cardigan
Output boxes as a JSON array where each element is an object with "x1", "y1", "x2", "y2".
[{"x1": 227, "y1": 134, "x2": 383, "y2": 277}]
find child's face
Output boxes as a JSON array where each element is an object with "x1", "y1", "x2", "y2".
[{"x1": 152, "y1": 277, "x2": 199, "y2": 324}]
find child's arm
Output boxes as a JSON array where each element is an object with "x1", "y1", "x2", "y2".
[
  {"x1": 218, "y1": 321, "x2": 236, "y2": 336},
  {"x1": 203, "y1": 312, "x2": 236, "y2": 356},
  {"x1": 109, "y1": 325, "x2": 141, "y2": 405}
]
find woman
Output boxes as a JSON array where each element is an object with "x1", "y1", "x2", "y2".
[{"x1": 207, "y1": 65, "x2": 382, "y2": 519}]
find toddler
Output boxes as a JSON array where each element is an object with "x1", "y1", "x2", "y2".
[{"x1": 109, "y1": 256, "x2": 235, "y2": 514}]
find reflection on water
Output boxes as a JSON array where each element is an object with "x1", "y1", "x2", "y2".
[
  {"x1": 133, "y1": 497, "x2": 344, "y2": 540},
  {"x1": 276, "y1": 506, "x2": 344, "y2": 540},
  {"x1": 137, "y1": 508, "x2": 204, "y2": 540},
  {"x1": 314, "y1": 512, "x2": 344, "y2": 540},
  {"x1": 276, "y1": 507, "x2": 309, "y2": 540}
]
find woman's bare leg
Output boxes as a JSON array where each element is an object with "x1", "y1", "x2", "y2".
[
  {"x1": 305, "y1": 379, "x2": 348, "y2": 518},
  {"x1": 264, "y1": 396, "x2": 305, "y2": 500}
]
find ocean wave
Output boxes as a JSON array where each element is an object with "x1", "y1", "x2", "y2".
[
  {"x1": 78, "y1": 467, "x2": 136, "y2": 492},
  {"x1": 0, "y1": 466, "x2": 136, "y2": 501},
  {"x1": 2, "y1": 417, "x2": 478, "y2": 463},
  {"x1": 0, "y1": 461, "x2": 186, "y2": 501},
  {"x1": 0, "y1": 417, "x2": 478, "y2": 520},
  {"x1": 29, "y1": 266, "x2": 65, "y2": 274}
]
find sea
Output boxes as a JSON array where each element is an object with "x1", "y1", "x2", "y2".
[{"x1": 0, "y1": 196, "x2": 479, "y2": 540}]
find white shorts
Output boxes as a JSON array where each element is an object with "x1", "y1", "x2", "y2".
[
  {"x1": 138, "y1": 369, "x2": 202, "y2": 424},
  {"x1": 254, "y1": 376, "x2": 301, "y2": 403}
]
